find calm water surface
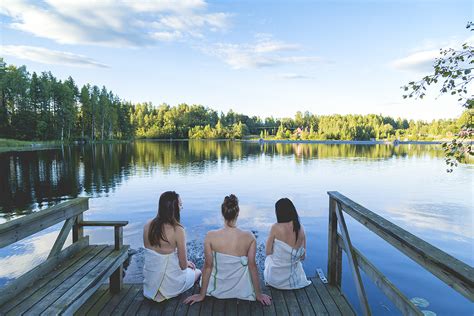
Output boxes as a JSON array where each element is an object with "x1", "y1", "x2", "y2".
[{"x1": 0, "y1": 141, "x2": 472, "y2": 315}]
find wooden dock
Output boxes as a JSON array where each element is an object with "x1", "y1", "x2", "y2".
[
  {"x1": 1, "y1": 193, "x2": 472, "y2": 315},
  {"x1": 75, "y1": 277, "x2": 354, "y2": 315}
]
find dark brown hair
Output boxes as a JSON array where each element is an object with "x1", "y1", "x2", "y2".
[
  {"x1": 275, "y1": 198, "x2": 301, "y2": 241},
  {"x1": 221, "y1": 194, "x2": 239, "y2": 222},
  {"x1": 148, "y1": 191, "x2": 182, "y2": 247}
]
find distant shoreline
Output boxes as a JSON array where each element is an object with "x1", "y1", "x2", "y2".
[
  {"x1": 241, "y1": 139, "x2": 444, "y2": 145},
  {"x1": 0, "y1": 138, "x2": 449, "y2": 153}
]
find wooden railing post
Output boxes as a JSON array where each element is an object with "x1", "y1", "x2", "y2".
[
  {"x1": 110, "y1": 226, "x2": 124, "y2": 293},
  {"x1": 328, "y1": 196, "x2": 342, "y2": 288},
  {"x1": 335, "y1": 202, "x2": 371, "y2": 316},
  {"x1": 72, "y1": 214, "x2": 84, "y2": 243}
]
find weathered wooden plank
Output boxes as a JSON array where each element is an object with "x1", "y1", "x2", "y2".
[
  {"x1": 110, "y1": 265, "x2": 124, "y2": 293},
  {"x1": 0, "y1": 236, "x2": 90, "y2": 308},
  {"x1": 73, "y1": 213, "x2": 84, "y2": 242},
  {"x1": 213, "y1": 298, "x2": 226, "y2": 315},
  {"x1": 57, "y1": 246, "x2": 130, "y2": 315},
  {"x1": 124, "y1": 286, "x2": 145, "y2": 316},
  {"x1": 184, "y1": 284, "x2": 201, "y2": 316},
  {"x1": 294, "y1": 287, "x2": 316, "y2": 315},
  {"x1": 3, "y1": 245, "x2": 103, "y2": 315},
  {"x1": 249, "y1": 299, "x2": 263, "y2": 316},
  {"x1": 84, "y1": 286, "x2": 113, "y2": 316},
  {"x1": 237, "y1": 299, "x2": 251, "y2": 315},
  {"x1": 114, "y1": 284, "x2": 143, "y2": 315},
  {"x1": 325, "y1": 285, "x2": 356, "y2": 316},
  {"x1": 149, "y1": 299, "x2": 165, "y2": 316},
  {"x1": 78, "y1": 220, "x2": 128, "y2": 227},
  {"x1": 22, "y1": 246, "x2": 112, "y2": 315},
  {"x1": 100, "y1": 284, "x2": 133, "y2": 314},
  {"x1": 161, "y1": 296, "x2": 180, "y2": 315},
  {"x1": 282, "y1": 290, "x2": 301, "y2": 315},
  {"x1": 303, "y1": 281, "x2": 328, "y2": 315},
  {"x1": 224, "y1": 299, "x2": 238, "y2": 316},
  {"x1": 328, "y1": 191, "x2": 474, "y2": 301},
  {"x1": 174, "y1": 283, "x2": 197, "y2": 316},
  {"x1": 269, "y1": 288, "x2": 289, "y2": 316},
  {"x1": 200, "y1": 296, "x2": 215, "y2": 315},
  {"x1": 115, "y1": 226, "x2": 123, "y2": 250},
  {"x1": 0, "y1": 197, "x2": 89, "y2": 248},
  {"x1": 336, "y1": 234, "x2": 422, "y2": 316},
  {"x1": 48, "y1": 217, "x2": 75, "y2": 258},
  {"x1": 262, "y1": 286, "x2": 276, "y2": 316},
  {"x1": 310, "y1": 278, "x2": 341, "y2": 316},
  {"x1": 136, "y1": 297, "x2": 153, "y2": 316},
  {"x1": 74, "y1": 284, "x2": 108, "y2": 315},
  {"x1": 327, "y1": 197, "x2": 340, "y2": 287},
  {"x1": 334, "y1": 203, "x2": 371, "y2": 316}
]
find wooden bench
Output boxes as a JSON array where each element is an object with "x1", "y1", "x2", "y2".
[{"x1": 0, "y1": 198, "x2": 129, "y2": 315}]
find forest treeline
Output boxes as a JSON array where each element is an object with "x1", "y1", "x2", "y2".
[{"x1": 0, "y1": 60, "x2": 468, "y2": 142}]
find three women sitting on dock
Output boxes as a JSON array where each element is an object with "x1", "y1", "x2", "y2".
[{"x1": 143, "y1": 191, "x2": 310, "y2": 306}]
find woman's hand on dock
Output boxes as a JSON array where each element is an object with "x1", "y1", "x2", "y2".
[
  {"x1": 183, "y1": 293, "x2": 205, "y2": 305},
  {"x1": 256, "y1": 293, "x2": 272, "y2": 306}
]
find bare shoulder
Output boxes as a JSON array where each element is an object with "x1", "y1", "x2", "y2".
[
  {"x1": 205, "y1": 229, "x2": 219, "y2": 241},
  {"x1": 144, "y1": 220, "x2": 152, "y2": 231},
  {"x1": 241, "y1": 229, "x2": 256, "y2": 242}
]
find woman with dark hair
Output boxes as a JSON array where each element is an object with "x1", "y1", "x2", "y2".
[
  {"x1": 264, "y1": 198, "x2": 311, "y2": 289},
  {"x1": 184, "y1": 194, "x2": 272, "y2": 306},
  {"x1": 143, "y1": 191, "x2": 201, "y2": 302}
]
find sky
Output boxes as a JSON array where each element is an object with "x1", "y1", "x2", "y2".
[{"x1": 0, "y1": 0, "x2": 472, "y2": 120}]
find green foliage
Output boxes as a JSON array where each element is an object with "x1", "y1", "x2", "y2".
[
  {"x1": 403, "y1": 22, "x2": 473, "y2": 171},
  {"x1": 0, "y1": 59, "x2": 134, "y2": 141},
  {"x1": 0, "y1": 59, "x2": 466, "y2": 144}
]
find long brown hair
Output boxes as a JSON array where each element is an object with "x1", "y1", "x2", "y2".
[
  {"x1": 148, "y1": 191, "x2": 182, "y2": 247},
  {"x1": 275, "y1": 198, "x2": 301, "y2": 241}
]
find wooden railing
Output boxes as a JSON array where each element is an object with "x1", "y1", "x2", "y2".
[{"x1": 327, "y1": 191, "x2": 474, "y2": 316}]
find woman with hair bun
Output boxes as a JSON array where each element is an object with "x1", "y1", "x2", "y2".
[
  {"x1": 184, "y1": 194, "x2": 272, "y2": 306},
  {"x1": 264, "y1": 198, "x2": 311, "y2": 289},
  {"x1": 143, "y1": 191, "x2": 201, "y2": 302}
]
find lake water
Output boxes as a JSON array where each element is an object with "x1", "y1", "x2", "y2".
[{"x1": 0, "y1": 141, "x2": 472, "y2": 315}]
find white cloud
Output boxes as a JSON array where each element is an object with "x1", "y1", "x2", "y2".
[
  {"x1": 391, "y1": 49, "x2": 440, "y2": 73},
  {"x1": 279, "y1": 73, "x2": 313, "y2": 80},
  {"x1": 0, "y1": 0, "x2": 230, "y2": 47},
  {"x1": 1, "y1": 45, "x2": 109, "y2": 68},
  {"x1": 391, "y1": 35, "x2": 473, "y2": 73},
  {"x1": 204, "y1": 35, "x2": 323, "y2": 69}
]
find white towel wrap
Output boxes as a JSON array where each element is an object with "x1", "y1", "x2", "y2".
[
  {"x1": 205, "y1": 251, "x2": 256, "y2": 301},
  {"x1": 143, "y1": 248, "x2": 196, "y2": 302},
  {"x1": 264, "y1": 239, "x2": 311, "y2": 289}
]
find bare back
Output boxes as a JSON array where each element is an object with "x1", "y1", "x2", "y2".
[
  {"x1": 143, "y1": 220, "x2": 181, "y2": 254},
  {"x1": 207, "y1": 228, "x2": 255, "y2": 257},
  {"x1": 266, "y1": 222, "x2": 306, "y2": 256}
]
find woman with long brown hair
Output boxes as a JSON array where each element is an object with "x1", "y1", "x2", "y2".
[
  {"x1": 184, "y1": 194, "x2": 272, "y2": 306},
  {"x1": 143, "y1": 191, "x2": 201, "y2": 302},
  {"x1": 264, "y1": 198, "x2": 310, "y2": 289}
]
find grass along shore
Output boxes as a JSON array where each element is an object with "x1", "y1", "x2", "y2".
[{"x1": 0, "y1": 138, "x2": 132, "y2": 153}]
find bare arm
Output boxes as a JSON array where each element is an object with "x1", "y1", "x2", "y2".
[
  {"x1": 184, "y1": 233, "x2": 213, "y2": 305},
  {"x1": 301, "y1": 226, "x2": 306, "y2": 260},
  {"x1": 265, "y1": 225, "x2": 275, "y2": 256},
  {"x1": 248, "y1": 235, "x2": 272, "y2": 306},
  {"x1": 176, "y1": 227, "x2": 188, "y2": 270},
  {"x1": 199, "y1": 234, "x2": 213, "y2": 295}
]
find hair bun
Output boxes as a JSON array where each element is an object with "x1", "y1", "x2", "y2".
[{"x1": 225, "y1": 194, "x2": 238, "y2": 208}]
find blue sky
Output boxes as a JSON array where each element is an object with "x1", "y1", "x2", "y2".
[{"x1": 0, "y1": 0, "x2": 472, "y2": 120}]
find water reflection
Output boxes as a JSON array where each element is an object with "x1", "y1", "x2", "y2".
[{"x1": 0, "y1": 141, "x2": 450, "y2": 220}]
